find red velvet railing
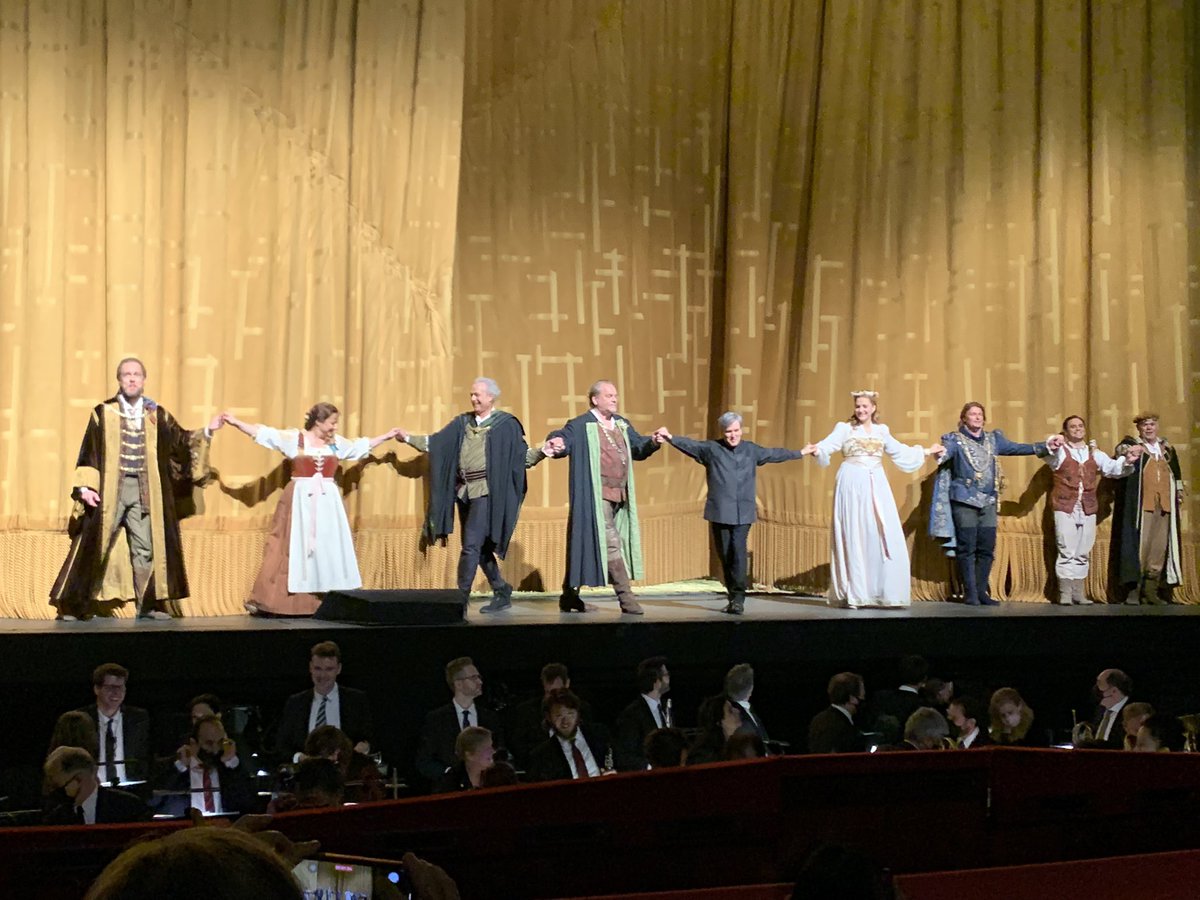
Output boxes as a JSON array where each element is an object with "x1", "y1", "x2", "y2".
[{"x1": 2, "y1": 750, "x2": 1197, "y2": 899}]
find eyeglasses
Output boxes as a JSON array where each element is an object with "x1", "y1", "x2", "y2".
[{"x1": 456, "y1": 674, "x2": 482, "y2": 682}]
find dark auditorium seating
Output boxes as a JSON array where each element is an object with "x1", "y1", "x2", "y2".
[{"x1": 2, "y1": 750, "x2": 1198, "y2": 899}]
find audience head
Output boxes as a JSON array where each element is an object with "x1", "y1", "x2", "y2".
[
  {"x1": 304, "y1": 725, "x2": 354, "y2": 771},
  {"x1": 455, "y1": 726, "x2": 494, "y2": 770},
  {"x1": 540, "y1": 662, "x2": 571, "y2": 694},
  {"x1": 644, "y1": 727, "x2": 688, "y2": 768},
  {"x1": 636, "y1": 656, "x2": 670, "y2": 697},
  {"x1": 989, "y1": 688, "x2": 1034, "y2": 742},
  {"x1": 1096, "y1": 669, "x2": 1132, "y2": 708},
  {"x1": 50, "y1": 710, "x2": 100, "y2": 761},
  {"x1": 543, "y1": 689, "x2": 583, "y2": 741},
  {"x1": 44, "y1": 745, "x2": 99, "y2": 806},
  {"x1": 190, "y1": 714, "x2": 229, "y2": 766},
  {"x1": 1134, "y1": 714, "x2": 1186, "y2": 753},
  {"x1": 723, "y1": 732, "x2": 767, "y2": 761},
  {"x1": 308, "y1": 641, "x2": 342, "y2": 695},
  {"x1": 724, "y1": 663, "x2": 755, "y2": 702},
  {"x1": 904, "y1": 708, "x2": 950, "y2": 750},
  {"x1": 188, "y1": 693, "x2": 223, "y2": 724},
  {"x1": 946, "y1": 696, "x2": 986, "y2": 739},
  {"x1": 1122, "y1": 702, "x2": 1155, "y2": 740},
  {"x1": 92, "y1": 663, "x2": 129, "y2": 716},
  {"x1": 920, "y1": 678, "x2": 953, "y2": 707},
  {"x1": 479, "y1": 760, "x2": 519, "y2": 788},
  {"x1": 293, "y1": 757, "x2": 344, "y2": 808},
  {"x1": 828, "y1": 672, "x2": 866, "y2": 714},
  {"x1": 898, "y1": 656, "x2": 929, "y2": 687},
  {"x1": 84, "y1": 824, "x2": 302, "y2": 900},
  {"x1": 446, "y1": 656, "x2": 484, "y2": 701}
]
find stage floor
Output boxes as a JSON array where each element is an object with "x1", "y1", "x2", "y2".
[{"x1": 7, "y1": 584, "x2": 1199, "y2": 634}]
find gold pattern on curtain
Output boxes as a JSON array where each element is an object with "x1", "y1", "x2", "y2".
[{"x1": 0, "y1": 0, "x2": 1194, "y2": 617}]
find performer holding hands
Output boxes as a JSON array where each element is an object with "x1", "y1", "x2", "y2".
[
  {"x1": 655, "y1": 413, "x2": 804, "y2": 615},
  {"x1": 1044, "y1": 416, "x2": 1138, "y2": 605},
  {"x1": 222, "y1": 406, "x2": 402, "y2": 615},
  {"x1": 802, "y1": 392, "x2": 944, "y2": 609},
  {"x1": 930, "y1": 402, "x2": 1060, "y2": 606}
]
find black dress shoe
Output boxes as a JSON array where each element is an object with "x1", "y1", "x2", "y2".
[
  {"x1": 978, "y1": 595, "x2": 1000, "y2": 607},
  {"x1": 722, "y1": 603, "x2": 743, "y2": 615},
  {"x1": 559, "y1": 595, "x2": 597, "y2": 613},
  {"x1": 480, "y1": 595, "x2": 513, "y2": 613}
]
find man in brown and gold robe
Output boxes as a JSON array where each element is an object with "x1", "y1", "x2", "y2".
[{"x1": 50, "y1": 357, "x2": 222, "y2": 621}]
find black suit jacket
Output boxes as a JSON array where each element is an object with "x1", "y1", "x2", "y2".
[
  {"x1": 526, "y1": 724, "x2": 610, "y2": 782},
  {"x1": 153, "y1": 760, "x2": 258, "y2": 818},
  {"x1": 414, "y1": 703, "x2": 504, "y2": 782},
  {"x1": 866, "y1": 688, "x2": 923, "y2": 735},
  {"x1": 807, "y1": 706, "x2": 865, "y2": 754},
  {"x1": 730, "y1": 699, "x2": 770, "y2": 745},
  {"x1": 959, "y1": 727, "x2": 993, "y2": 749},
  {"x1": 614, "y1": 697, "x2": 666, "y2": 772},
  {"x1": 1089, "y1": 703, "x2": 1128, "y2": 749},
  {"x1": 44, "y1": 786, "x2": 151, "y2": 825},
  {"x1": 505, "y1": 694, "x2": 598, "y2": 768},
  {"x1": 79, "y1": 704, "x2": 151, "y2": 783},
  {"x1": 274, "y1": 685, "x2": 374, "y2": 760}
]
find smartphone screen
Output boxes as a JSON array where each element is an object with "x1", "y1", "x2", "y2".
[{"x1": 293, "y1": 854, "x2": 412, "y2": 899}]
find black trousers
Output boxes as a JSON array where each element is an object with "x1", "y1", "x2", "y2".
[
  {"x1": 951, "y1": 501, "x2": 998, "y2": 603},
  {"x1": 711, "y1": 522, "x2": 752, "y2": 601},
  {"x1": 457, "y1": 495, "x2": 507, "y2": 594}
]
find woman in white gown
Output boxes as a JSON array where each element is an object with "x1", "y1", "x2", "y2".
[
  {"x1": 802, "y1": 392, "x2": 943, "y2": 608},
  {"x1": 224, "y1": 404, "x2": 400, "y2": 615}
]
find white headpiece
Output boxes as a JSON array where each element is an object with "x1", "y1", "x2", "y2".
[{"x1": 850, "y1": 390, "x2": 878, "y2": 400}]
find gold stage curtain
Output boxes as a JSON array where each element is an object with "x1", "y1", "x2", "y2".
[{"x1": 0, "y1": 0, "x2": 1195, "y2": 617}]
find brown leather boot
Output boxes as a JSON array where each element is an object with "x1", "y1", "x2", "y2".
[{"x1": 608, "y1": 558, "x2": 644, "y2": 615}]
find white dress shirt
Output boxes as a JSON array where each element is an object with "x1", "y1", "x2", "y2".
[
  {"x1": 79, "y1": 786, "x2": 99, "y2": 825},
  {"x1": 97, "y1": 709, "x2": 127, "y2": 784},
  {"x1": 454, "y1": 702, "x2": 478, "y2": 730},
  {"x1": 557, "y1": 731, "x2": 601, "y2": 778},
  {"x1": 641, "y1": 694, "x2": 669, "y2": 728},
  {"x1": 308, "y1": 685, "x2": 343, "y2": 733}
]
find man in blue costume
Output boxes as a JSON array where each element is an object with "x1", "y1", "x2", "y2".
[
  {"x1": 545, "y1": 380, "x2": 663, "y2": 615},
  {"x1": 929, "y1": 402, "x2": 1059, "y2": 605}
]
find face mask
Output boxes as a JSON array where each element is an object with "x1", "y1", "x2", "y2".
[{"x1": 197, "y1": 748, "x2": 224, "y2": 767}]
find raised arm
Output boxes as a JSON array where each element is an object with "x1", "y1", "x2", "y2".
[
  {"x1": 222, "y1": 412, "x2": 260, "y2": 439},
  {"x1": 664, "y1": 432, "x2": 711, "y2": 464},
  {"x1": 626, "y1": 422, "x2": 661, "y2": 461},
  {"x1": 367, "y1": 428, "x2": 402, "y2": 450},
  {"x1": 753, "y1": 444, "x2": 805, "y2": 466},
  {"x1": 881, "y1": 427, "x2": 935, "y2": 474},
  {"x1": 804, "y1": 422, "x2": 850, "y2": 468},
  {"x1": 994, "y1": 430, "x2": 1048, "y2": 457}
]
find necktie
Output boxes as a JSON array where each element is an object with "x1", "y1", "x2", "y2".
[
  {"x1": 105, "y1": 719, "x2": 118, "y2": 785},
  {"x1": 201, "y1": 766, "x2": 216, "y2": 813},
  {"x1": 657, "y1": 702, "x2": 668, "y2": 729},
  {"x1": 461, "y1": 708, "x2": 471, "y2": 730},
  {"x1": 315, "y1": 695, "x2": 328, "y2": 729},
  {"x1": 570, "y1": 739, "x2": 591, "y2": 778},
  {"x1": 74, "y1": 805, "x2": 86, "y2": 825},
  {"x1": 1097, "y1": 709, "x2": 1113, "y2": 741}
]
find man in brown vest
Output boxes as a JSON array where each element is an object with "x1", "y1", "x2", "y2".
[
  {"x1": 1044, "y1": 416, "x2": 1138, "y2": 605},
  {"x1": 545, "y1": 381, "x2": 665, "y2": 615},
  {"x1": 1111, "y1": 413, "x2": 1186, "y2": 605}
]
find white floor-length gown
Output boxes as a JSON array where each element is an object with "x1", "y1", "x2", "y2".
[{"x1": 813, "y1": 421, "x2": 925, "y2": 608}]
